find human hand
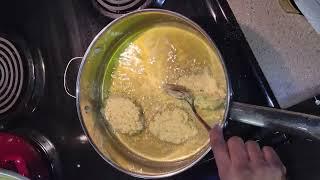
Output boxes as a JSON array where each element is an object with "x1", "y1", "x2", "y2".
[{"x1": 210, "y1": 126, "x2": 286, "y2": 180}]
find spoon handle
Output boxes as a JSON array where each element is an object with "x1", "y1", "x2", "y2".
[{"x1": 190, "y1": 104, "x2": 211, "y2": 131}]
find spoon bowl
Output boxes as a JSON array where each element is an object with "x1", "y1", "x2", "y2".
[{"x1": 163, "y1": 84, "x2": 212, "y2": 131}]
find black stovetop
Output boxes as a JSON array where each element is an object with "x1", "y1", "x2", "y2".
[{"x1": 1, "y1": 0, "x2": 320, "y2": 179}]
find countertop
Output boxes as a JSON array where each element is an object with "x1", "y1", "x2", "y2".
[{"x1": 227, "y1": 0, "x2": 320, "y2": 108}]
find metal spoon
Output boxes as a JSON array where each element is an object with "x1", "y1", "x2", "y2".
[{"x1": 163, "y1": 84, "x2": 211, "y2": 131}]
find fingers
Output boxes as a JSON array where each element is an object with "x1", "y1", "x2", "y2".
[
  {"x1": 245, "y1": 140, "x2": 265, "y2": 165},
  {"x1": 210, "y1": 129, "x2": 286, "y2": 178},
  {"x1": 210, "y1": 125, "x2": 231, "y2": 171},
  {"x1": 263, "y1": 146, "x2": 286, "y2": 174},
  {"x1": 228, "y1": 136, "x2": 249, "y2": 167}
]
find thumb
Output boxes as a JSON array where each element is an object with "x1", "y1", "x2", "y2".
[{"x1": 210, "y1": 125, "x2": 230, "y2": 172}]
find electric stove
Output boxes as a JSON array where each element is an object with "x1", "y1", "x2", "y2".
[{"x1": 2, "y1": 0, "x2": 317, "y2": 179}]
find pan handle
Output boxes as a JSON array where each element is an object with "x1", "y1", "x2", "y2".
[
  {"x1": 230, "y1": 102, "x2": 320, "y2": 140},
  {"x1": 63, "y1": 57, "x2": 82, "y2": 98}
]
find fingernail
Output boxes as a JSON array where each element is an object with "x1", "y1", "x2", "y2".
[
  {"x1": 210, "y1": 124, "x2": 222, "y2": 137},
  {"x1": 213, "y1": 124, "x2": 219, "y2": 129},
  {"x1": 213, "y1": 124, "x2": 222, "y2": 131},
  {"x1": 210, "y1": 125, "x2": 218, "y2": 135}
]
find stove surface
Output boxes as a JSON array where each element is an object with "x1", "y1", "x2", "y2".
[{"x1": 3, "y1": 0, "x2": 318, "y2": 179}]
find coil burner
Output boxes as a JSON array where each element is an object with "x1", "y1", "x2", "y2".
[
  {"x1": 92, "y1": 0, "x2": 153, "y2": 18},
  {"x1": 0, "y1": 34, "x2": 45, "y2": 124},
  {"x1": 0, "y1": 37, "x2": 24, "y2": 115}
]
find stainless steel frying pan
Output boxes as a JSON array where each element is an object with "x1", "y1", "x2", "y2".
[{"x1": 64, "y1": 9, "x2": 320, "y2": 178}]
